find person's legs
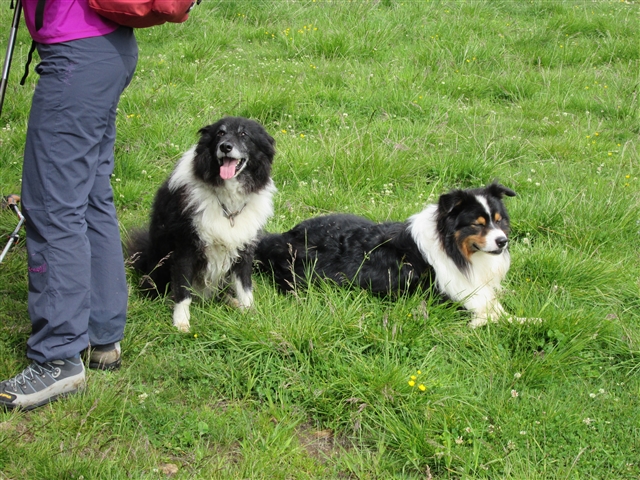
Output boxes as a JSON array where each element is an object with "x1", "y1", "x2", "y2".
[
  {"x1": 1, "y1": 27, "x2": 137, "y2": 410},
  {"x1": 22, "y1": 28, "x2": 137, "y2": 364}
]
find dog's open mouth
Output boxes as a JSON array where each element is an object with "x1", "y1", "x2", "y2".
[{"x1": 219, "y1": 157, "x2": 246, "y2": 180}]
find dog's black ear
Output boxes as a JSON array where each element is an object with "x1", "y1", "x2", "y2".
[
  {"x1": 257, "y1": 130, "x2": 276, "y2": 159},
  {"x1": 266, "y1": 133, "x2": 275, "y2": 147},
  {"x1": 198, "y1": 124, "x2": 215, "y2": 141},
  {"x1": 486, "y1": 182, "x2": 516, "y2": 198},
  {"x1": 196, "y1": 125, "x2": 213, "y2": 151},
  {"x1": 263, "y1": 131, "x2": 276, "y2": 151},
  {"x1": 438, "y1": 189, "x2": 468, "y2": 215}
]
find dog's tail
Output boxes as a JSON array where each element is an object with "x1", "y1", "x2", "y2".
[
  {"x1": 124, "y1": 227, "x2": 152, "y2": 274},
  {"x1": 124, "y1": 227, "x2": 170, "y2": 297}
]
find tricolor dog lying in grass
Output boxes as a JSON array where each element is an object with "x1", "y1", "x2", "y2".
[{"x1": 256, "y1": 182, "x2": 534, "y2": 327}]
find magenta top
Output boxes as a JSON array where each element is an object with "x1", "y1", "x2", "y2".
[{"x1": 21, "y1": 0, "x2": 119, "y2": 44}]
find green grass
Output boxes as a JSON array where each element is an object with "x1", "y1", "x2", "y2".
[{"x1": 1, "y1": 0, "x2": 639, "y2": 478}]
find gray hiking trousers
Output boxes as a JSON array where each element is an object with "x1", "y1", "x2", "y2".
[{"x1": 21, "y1": 27, "x2": 138, "y2": 363}]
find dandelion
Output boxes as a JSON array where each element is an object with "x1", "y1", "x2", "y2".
[
  {"x1": 194, "y1": 334, "x2": 198, "y2": 338},
  {"x1": 410, "y1": 375, "x2": 417, "y2": 380},
  {"x1": 417, "y1": 370, "x2": 421, "y2": 375},
  {"x1": 511, "y1": 389, "x2": 519, "y2": 398},
  {"x1": 408, "y1": 380, "x2": 416, "y2": 387},
  {"x1": 281, "y1": 129, "x2": 287, "y2": 134},
  {"x1": 419, "y1": 384, "x2": 426, "y2": 391}
]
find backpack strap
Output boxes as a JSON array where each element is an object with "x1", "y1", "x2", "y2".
[
  {"x1": 20, "y1": 0, "x2": 46, "y2": 85},
  {"x1": 20, "y1": 42, "x2": 38, "y2": 85},
  {"x1": 34, "y1": 0, "x2": 46, "y2": 31}
]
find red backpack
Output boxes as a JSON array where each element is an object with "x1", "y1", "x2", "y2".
[{"x1": 87, "y1": 0, "x2": 199, "y2": 28}]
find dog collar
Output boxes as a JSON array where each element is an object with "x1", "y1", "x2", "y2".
[{"x1": 215, "y1": 196, "x2": 246, "y2": 227}]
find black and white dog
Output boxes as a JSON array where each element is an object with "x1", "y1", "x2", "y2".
[
  {"x1": 128, "y1": 117, "x2": 276, "y2": 331},
  {"x1": 256, "y1": 183, "x2": 523, "y2": 328}
]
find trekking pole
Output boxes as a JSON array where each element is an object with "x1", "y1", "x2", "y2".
[
  {"x1": 0, "y1": 195, "x2": 25, "y2": 264},
  {"x1": 0, "y1": 0, "x2": 23, "y2": 117}
]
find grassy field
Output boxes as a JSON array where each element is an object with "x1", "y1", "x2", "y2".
[{"x1": 1, "y1": 0, "x2": 639, "y2": 478}]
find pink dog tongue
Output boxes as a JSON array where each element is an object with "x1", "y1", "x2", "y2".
[{"x1": 220, "y1": 158, "x2": 238, "y2": 180}]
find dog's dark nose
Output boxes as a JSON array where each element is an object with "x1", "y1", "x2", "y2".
[
  {"x1": 219, "y1": 142, "x2": 233, "y2": 154},
  {"x1": 496, "y1": 237, "x2": 508, "y2": 249}
]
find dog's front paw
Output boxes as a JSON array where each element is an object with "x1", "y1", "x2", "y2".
[
  {"x1": 225, "y1": 289, "x2": 253, "y2": 310},
  {"x1": 173, "y1": 298, "x2": 192, "y2": 332},
  {"x1": 468, "y1": 315, "x2": 490, "y2": 328},
  {"x1": 225, "y1": 297, "x2": 254, "y2": 312},
  {"x1": 174, "y1": 319, "x2": 191, "y2": 332},
  {"x1": 225, "y1": 296, "x2": 241, "y2": 309}
]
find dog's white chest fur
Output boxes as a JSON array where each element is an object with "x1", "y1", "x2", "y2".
[{"x1": 169, "y1": 147, "x2": 276, "y2": 291}]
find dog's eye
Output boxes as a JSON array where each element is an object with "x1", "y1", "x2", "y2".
[
  {"x1": 239, "y1": 131, "x2": 247, "y2": 137},
  {"x1": 216, "y1": 130, "x2": 225, "y2": 137}
]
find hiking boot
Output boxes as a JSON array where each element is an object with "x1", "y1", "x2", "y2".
[
  {"x1": 0, "y1": 357, "x2": 86, "y2": 411},
  {"x1": 88, "y1": 342, "x2": 121, "y2": 371}
]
